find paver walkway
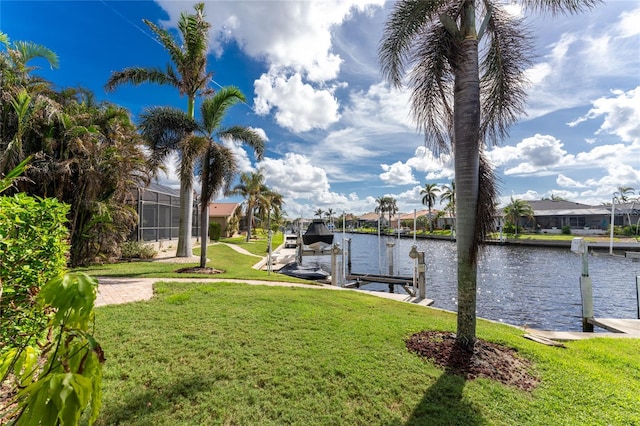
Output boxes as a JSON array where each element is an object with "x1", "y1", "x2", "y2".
[{"x1": 95, "y1": 276, "x2": 434, "y2": 307}]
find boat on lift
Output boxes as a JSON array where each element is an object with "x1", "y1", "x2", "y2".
[{"x1": 302, "y1": 219, "x2": 334, "y2": 251}]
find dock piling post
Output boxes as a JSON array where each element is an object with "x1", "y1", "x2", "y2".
[
  {"x1": 636, "y1": 276, "x2": 639, "y2": 319},
  {"x1": 571, "y1": 238, "x2": 593, "y2": 332},
  {"x1": 409, "y1": 246, "x2": 426, "y2": 299},
  {"x1": 386, "y1": 242, "x2": 395, "y2": 293}
]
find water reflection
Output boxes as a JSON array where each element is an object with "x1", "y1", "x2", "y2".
[{"x1": 305, "y1": 233, "x2": 640, "y2": 331}]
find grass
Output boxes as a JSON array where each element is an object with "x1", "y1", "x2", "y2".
[
  {"x1": 82, "y1": 233, "x2": 640, "y2": 424},
  {"x1": 75, "y1": 233, "x2": 307, "y2": 283},
  {"x1": 92, "y1": 281, "x2": 640, "y2": 425}
]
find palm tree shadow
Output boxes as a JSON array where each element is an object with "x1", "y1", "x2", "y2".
[
  {"x1": 404, "y1": 371, "x2": 484, "y2": 425},
  {"x1": 92, "y1": 375, "x2": 212, "y2": 425}
]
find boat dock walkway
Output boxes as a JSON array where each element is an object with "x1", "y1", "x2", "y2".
[{"x1": 526, "y1": 317, "x2": 640, "y2": 342}]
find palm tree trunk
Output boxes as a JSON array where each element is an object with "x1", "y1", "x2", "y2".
[
  {"x1": 176, "y1": 179, "x2": 193, "y2": 257},
  {"x1": 454, "y1": 34, "x2": 481, "y2": 350},
  {"x1": 199, "y1": 152, "x2": 210, "y2": 268}
]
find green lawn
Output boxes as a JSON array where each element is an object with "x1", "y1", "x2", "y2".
[
  {"x1": 93, "y1": 281, "x2": 640, "y2": 425},
  {"x1": 76, "y1": 234, "x2": 307, "y2": 283},
  {"x1": 82, "y1": 234, "x2": 640, "y2": 424}
]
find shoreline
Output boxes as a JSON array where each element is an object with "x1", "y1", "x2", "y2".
[{"x1": 341, "y1": 230, "x2": 640, "y2": 253}]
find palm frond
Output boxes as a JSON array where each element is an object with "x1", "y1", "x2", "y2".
[
  {"x1": 13, "y1": 40, "x2": 59, "y2": 69},
  {"x1": 143, "y1": 19, "x2": 186, "y2": 73},
  {"x1": 201, "y1": 143, "x2": 237, "y2": 205},
  {"x1": 138, "y1": 106, "x2": 198, "y2": 175},
  {"x1": 480, "y1": 3, "x2": 533, "y2": 143},
  {"x1": 104, "y1": 67, "x2": 176, "y2": 92},
  {"x1": 219, "y1": 126, "x2": 265, "y2": 161},
  {"x1": 409, "y1": 23, "x2": 456, "y2": 153},
  {"x1": 379, "y1": 0, "x2": 445, "y2": 87},
  {"x1": 200, "y1": 87, "x2": 245, "y2": 134},
  {"x1": 520, "y1": 0, "x2": 602, "y2": 16},
  {"x1": 473, "y1": 150, "x2": 499, "y2": 259}
]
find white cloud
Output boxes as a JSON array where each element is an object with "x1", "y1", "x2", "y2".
[
  {"x1": 489, "y1": 134, "x2": 568, "y2": 175},
  {"x1": 618, "y1": 7, "x2": 640, "y2": 38},
  {"x1": 556, "y1": 174, "x2": 586, "y2": 188},
  {"x1": 254, "y1": 72, "x2": 340, "y2": 132},
  {"x1": 568, "y1": 87, "x2": 640, "y2": 144},
  {"x1": 379, "y1": 161, "x2": 417, "y2": 185}
]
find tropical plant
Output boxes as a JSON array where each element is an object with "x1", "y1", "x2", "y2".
[
  {"x1": 421, "y1": 182, "x2": 441, "y2": 232},
  {"x1": 324, "y1": 208, "x2": 335, "y2": 227},
  {"x1": 503, "y1": 197, "x2": 535, "y2": 235},
  {"x1": 228, "y1": 172, "x2": 270, "y2": 243},
  {"x1": 379, "y1": 0, "x2": 599, "y2": 348},
  {"x1": 314, "y1": 208, "x2": 324, "y2": 220},
  {"x1": 1, "y1": 272, "x2": 104, "y2": 425},
  {"x1": 105, "y1": 2, "x2": 213, "y2": 258},
  {"x1": 139, "y1": 87, "x2": 264, "y2": 268}
]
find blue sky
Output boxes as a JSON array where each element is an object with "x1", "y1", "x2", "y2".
[{"x1": 2, "y1": 0, "x2": 639, "y2": 218}]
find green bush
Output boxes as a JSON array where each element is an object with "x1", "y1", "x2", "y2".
[
  {"x1": 209, "y1": 222, "x2": 222, "y2": 241},
  {"x1": 503, "y1": 223, "x2": 515, "y2": 234},
  {"x1": 561, "y1": 225, "x2": 571, "y2": 235},
  {"x1": 0, "y1": 193, "x2": 69, "y2": 351},
  {"x1": 120, "y1": 241, "x2": 158, "y2": 259}
]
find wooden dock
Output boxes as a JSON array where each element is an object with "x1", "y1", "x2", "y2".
[
  {"x1": 345, "y1": 273, "x2": 417, "y2": 296},
  {"x1": 525, "y1": 317, "x2": 640, "y2": 343},
  {"x1": 587, "y1": 317, "x2": 640, "y2": 334}
]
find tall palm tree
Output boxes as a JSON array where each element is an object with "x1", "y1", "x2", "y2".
[
  {"x1": 325, "y1": 208, "x2": 335, "y2": 228},
  {"x1": 614, "y1": 186, "x2": 636, "y2": 227},
  {"x1": 229, "y1": 171, "x2": 269, "y2": 242},
  {"x1": 440, "y1": 180, "x2": 456, "y2": 232},
  {"x1": 421, "y1": 182, "x2": 441, "y2": 232},
  {"x1": 374, "y1": 196, "x2": 387, "y2": 226},
  {"x1": 314, "y1": 208, "x2": 324, "y2": 220},
  {"x1": 197, "y1": 88, "x2": 264, "y2": 267},
  {"x1": 105, "y1": 3, "x2": 213, "y2": 258},
  {"x1": 503, "y1": 197, "x2": 535, "y2": 235},
  {"x1": 379, "y1": 0, "x2": 599, "y2": 348},
  {"x1": 386, "y1": 196, "x2": 398, "y2": 227}
]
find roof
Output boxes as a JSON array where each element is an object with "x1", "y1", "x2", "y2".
[
  {"x1": 144, "y1": 181, "x2": 180, "y2": 197},
  {"x1": 527, "y1": 200, "x2": 610, "y2": 216},
  {"x1": 208, "y1": 203, "x2": 240, "y2": 217},
  {"x1": 358, "y1": 212, "x2": 382, "y2": 221}
]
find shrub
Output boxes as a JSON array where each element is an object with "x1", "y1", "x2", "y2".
[
  {"x1": 503, "y1": 223, "x2": 515, "y2": 234},
  {"x1": 0, "y1": 193, "x2": 69, "y2": 351},
  {"x1": 209, "y1": 222, "x2": 222, "y2": 241},
  {"x1": 561, "y1": 225, "x2": 571, "y2": 235},
  {"x1": 120, "y1": 241, "x2": 158, "y2": 259}
]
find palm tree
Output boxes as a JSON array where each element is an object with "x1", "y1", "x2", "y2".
[
  {"x1": 421, "y1": 183, "x2": 441, "y2": 232},
  {"x1": 503, "y1": 197, "x2": 535, "y2": 235},
  {"x1": 314, "y1": 208, "x2": 324, "y2": 220},
  {"x1": 614, "y1": 186, "x2": 636, "y2": 227},
  {"x1": 325, "y1": 208, "x2": 335, "y2": 228},
  {"x1": 440, "y1": 180, "x2": 456, "y2": 233},
  {"x1": 105, "y1": 3, "x2": 213, "y2": 258},
  {"x1": 379, "y1": 0, "x2": 599, "y2": 348},
  {"x1": 386, "y1": 197, "x2": 398, "y2": 227},
  {"x1": 229, "y1": 171, "x2": 269, "y2": 242},
  {"x1": 374, "y1": 196, "x2": 387, "y2": 226}
]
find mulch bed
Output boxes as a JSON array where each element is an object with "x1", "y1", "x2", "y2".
[{"x1": 406, "y1": 331, "x2": 539, "y2": 392}]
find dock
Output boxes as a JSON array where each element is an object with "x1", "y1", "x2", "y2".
[
  {"x1": 346, "y1": 273, "x2": 418, "y2": 297},
  {"x1": 525, "y1": 317, "x2": 640, "y2": 343}
]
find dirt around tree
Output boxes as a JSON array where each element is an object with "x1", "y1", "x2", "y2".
[
  {"x1": 175, "y1": 266, "x2": 224, "y2": 274},
  {"x1": 406, "y1": 331, "x2": 539, "y2": 392}
]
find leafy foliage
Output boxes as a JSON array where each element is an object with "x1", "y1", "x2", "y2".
[
  {"x1": 0, "y1": 193, "x2": 69, "y2": 351},
  {"x1": 1, "y1": 272, "x2": 104, "y2": 425},
  {"x1": 208, "y1": 222, "x2": 222, "y2": 241},
  {"x1": 119, "y1": 241, "x2": 158, "y2": 260}
]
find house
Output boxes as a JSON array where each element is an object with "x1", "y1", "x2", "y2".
[
  {"x1": 208, "y1": 202, "x2": 242, "y2": 237},
  {"x1": 357, "y1": 212, "x2": 385, "y2": 228},
  {"x1": 128, "y1": 182, "x2": 199, "y2": 242},
  {"x1": 526, "y1": 200, "x2": 611, "y2": 231}
]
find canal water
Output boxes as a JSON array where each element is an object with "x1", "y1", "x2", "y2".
[{"x1": 304, "y1": 233, "x2": 640, "y2": 331}]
